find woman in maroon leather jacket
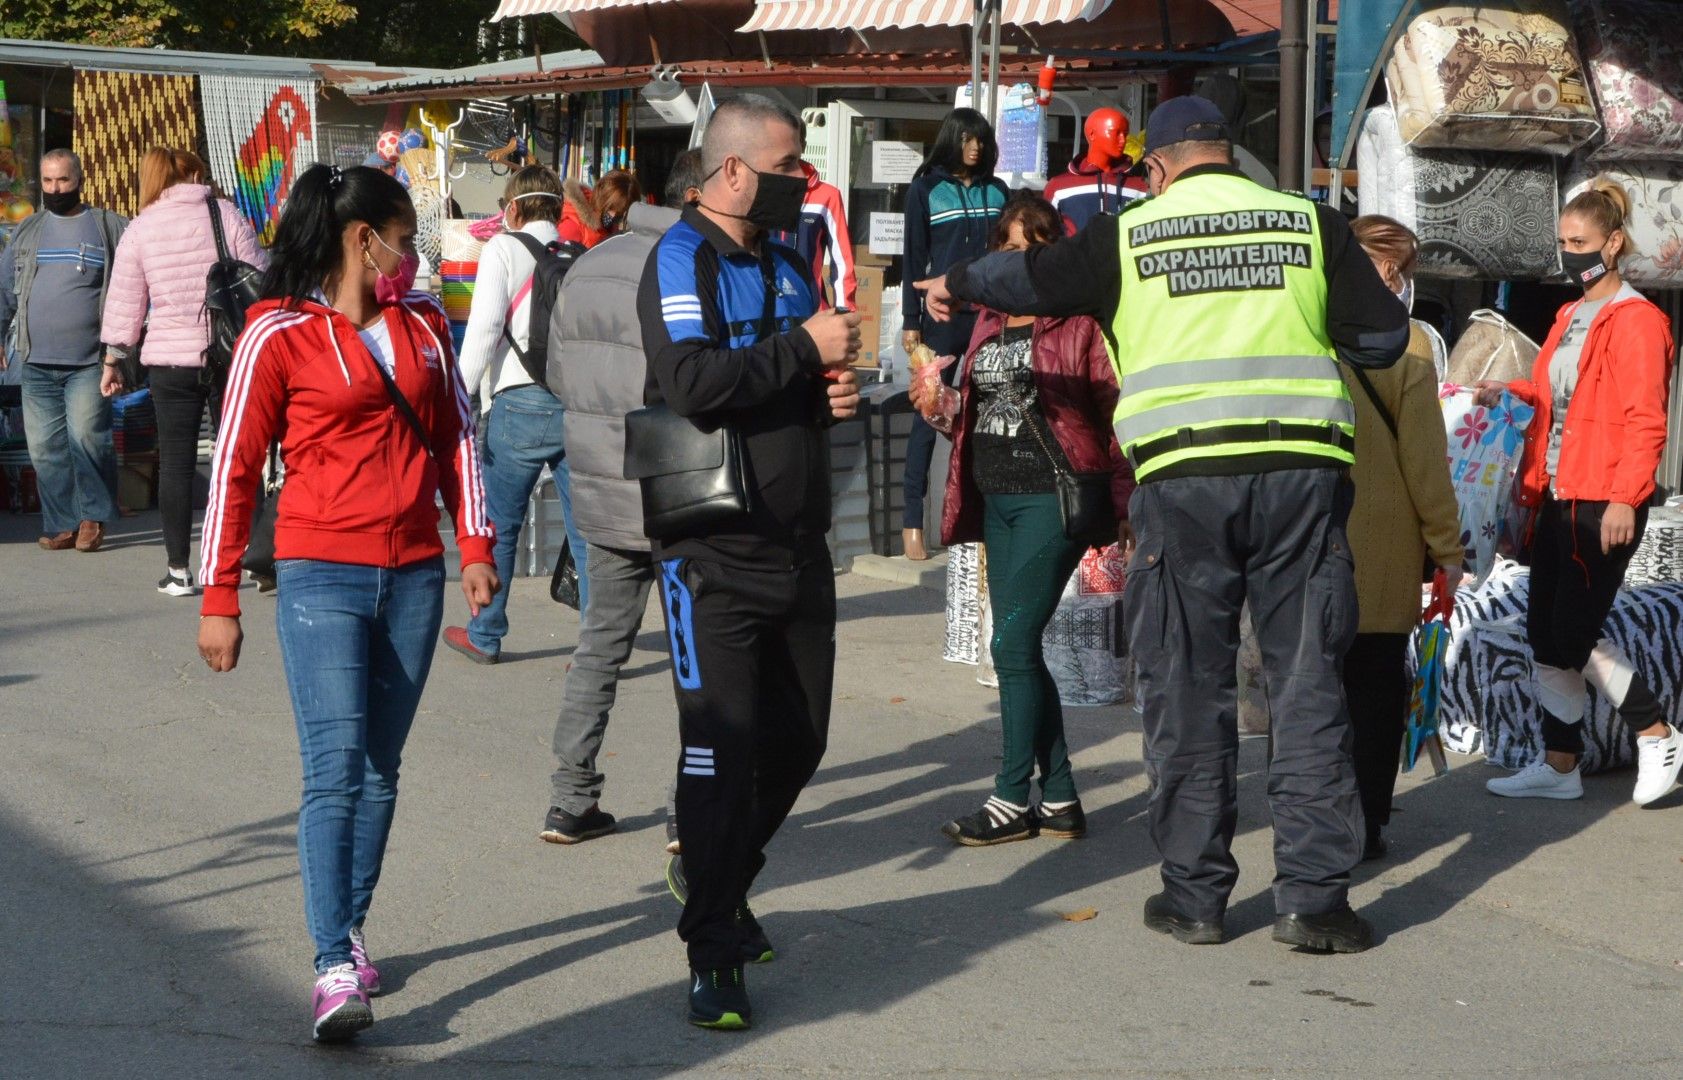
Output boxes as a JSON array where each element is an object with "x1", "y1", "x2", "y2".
[{"x1": 912, "y1": 194, "x2": 1132, "y2": 846}]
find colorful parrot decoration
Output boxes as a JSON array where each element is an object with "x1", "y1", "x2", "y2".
[{"x1": 234, "y1": 86, "x2": 313, "y2": 245}]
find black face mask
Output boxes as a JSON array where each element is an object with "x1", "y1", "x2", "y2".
[
  {"x1": 703, "y1": 161, "x2": 805, "y2": 233},
  {"x1": 42, "y1": 188, "x2": 81, "y2": 216},
  {"x1": 1560, "y1": 248, "x2": 1609, "y2": 290}
]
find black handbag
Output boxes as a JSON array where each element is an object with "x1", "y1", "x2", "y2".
[
  {"x1": 243, "y1": 444, "x2": 282, "y2": 584},
  {"x1": 550, "y1": 534, "x2": 580, "y2": 608},
  {"x1": 201, "y1": 194, "x2": 262, "y2": 386},
  {"x1": 623, "y1": 250, "x2": 777, "y2": 540},
  {"x1": 1010, "y1": 326, "x2": 1118, "y2": 549},
  {"x1": 624, "y1": 406, "x2": 753, "y2": 539}
]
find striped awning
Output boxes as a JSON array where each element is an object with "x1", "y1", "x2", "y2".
[
  {"x1": 739, "y1": 0, "x2": 1111, "y2": 33},
  {"x1": 490, "y1": 0, "x2": 680, "y2": 20}
]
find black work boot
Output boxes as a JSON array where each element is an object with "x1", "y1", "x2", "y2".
[
  {"x1": 1272, "y1": 906, "x2": 1375, "y2": 954},
  {"x1": 1143, "y1": 892, "x2": 1225, "y2": 945}
]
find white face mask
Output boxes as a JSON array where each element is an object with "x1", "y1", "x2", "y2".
[
  {"x1": 1396, "y1": 278, "x2": 1415, "y2": 315},
  {"x1": 502, "y1": 191, "x2": 556, "y2": 230}
]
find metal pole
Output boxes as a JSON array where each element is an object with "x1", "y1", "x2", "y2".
[
  {"x1": 1278, "y1": 0, "x2": 1309, "y2": 191},
  {"x1": 987, "y1": 0, "x2": 1002, "y2": 127}
]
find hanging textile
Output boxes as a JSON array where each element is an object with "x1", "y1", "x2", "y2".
[
  {"x1": 199, "y1": 74, "x2": 320, "y2": 245},
  {"x1": 72, "y1": 70, "x2": 198, "y2": 218}
]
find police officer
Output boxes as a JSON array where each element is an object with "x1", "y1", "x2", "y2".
[{"x1": 918, "y1": 96, "x2": 1409, "y2": 954}]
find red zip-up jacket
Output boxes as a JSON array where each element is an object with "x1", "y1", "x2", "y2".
[
  {"x1": 1507, "y1": 284, "x2": 1674, "y2": 509},
  {"x1": 941, "y1": 307, "x2": 1133, "y2": 547},
  {"x1": 199, "y1": 293, "x2": 493, "y2": 618}
]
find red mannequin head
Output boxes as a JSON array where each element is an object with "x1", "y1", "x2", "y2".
[{"x1": 1083, "y1": 108, "x2": 1129, "y2": 170}]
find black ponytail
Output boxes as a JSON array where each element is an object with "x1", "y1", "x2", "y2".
[{"x1": 261, "y1": 164, "x2": 413, "y2": 307}]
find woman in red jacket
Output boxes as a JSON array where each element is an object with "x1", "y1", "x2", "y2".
[
  {"x1": 1476, "y1": 179, "x2": 1683, "y2": 806},
  {"x1": 912, "y1": 194, "x2": 1131, "y2": 845},
  {"x1": 195, "y1": 164, "x2": 497, "y2": 1043}
]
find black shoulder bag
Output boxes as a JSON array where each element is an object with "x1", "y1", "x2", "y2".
[
  {"x1": 201, "y1": 194, "x2": 263, "y2": 388},
  {"x1": 1013, "y1": 324, "x2": 1119, "y2": 549},
  {"x1": 623, "y1": 252, "x2": 772, "y2": 540}
]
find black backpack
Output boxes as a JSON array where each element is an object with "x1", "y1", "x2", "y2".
[
  {"x1": 502, "y1": 231, "x2": 584, "y2": 386},
  {"x1": 202, "y1": 194, "x2": 262, "y2": 381}
]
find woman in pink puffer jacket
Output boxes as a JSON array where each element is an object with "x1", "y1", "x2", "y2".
[{"x1": 100, "y1": 148, "x2": 264, "y2": 597}]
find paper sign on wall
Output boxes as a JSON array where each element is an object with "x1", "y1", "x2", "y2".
[
  {"x1": 869, "y1": 212, "x2": 904, "y2": 255},
  {"x1": 871, "y1": 141, "x2": 924, "y2": 185}
]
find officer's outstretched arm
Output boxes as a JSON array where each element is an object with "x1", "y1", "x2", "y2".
[{"x1": 945, "y1": 215, "x2": 1122, "y2": 320}]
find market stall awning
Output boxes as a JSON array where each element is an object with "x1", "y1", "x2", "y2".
[
  {"x1": 1329, "y1": 0, "x2": 1410, "y2": 168},
  {"x1": 490, "y1": 0, "x2": 680, "y2": 19},
  {"x1": 738, "y1": 0, "x2": 1109, "y2": 32}
]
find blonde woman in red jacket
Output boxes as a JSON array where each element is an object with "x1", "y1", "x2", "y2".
[
  {"x1": 1476, "y1": 179, "x2": 1683, "y2": 806},
  {"x1": 195, "y1": 164, "x2": 497, "y2": 1043}
]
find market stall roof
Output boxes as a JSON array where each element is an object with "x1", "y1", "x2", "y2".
[
  {"x1": 337, "y1": 48, "x2": 604, "y2": 97},
  {"x1": 737, "y1": 0, "x2": 1109, "y2": 33},
  {"x1": 0, "y1": 38, "x2": 428, "y2": 86},
  {"x1": 346, "y1": 50, "x2": 1167, "y2": 103},
  {"x1": 491, "y1": 0, "x2": 681, "y2": 16}
]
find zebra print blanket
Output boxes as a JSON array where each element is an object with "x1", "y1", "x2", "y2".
[{"x1": 1430, "y1": 559, "x2": 1683, "y2": 774}]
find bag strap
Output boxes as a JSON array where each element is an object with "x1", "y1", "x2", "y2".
[
  {"x1": 1348, "y1": 365, "x2": 1398, "y2": 442},
  {"x1": 367, "y1": 334, "x2": 437, "y2": 461},
  {"x1": 996, "y1": 321, "x2": 1071, "y2": 478},
  {"x1": 204, "y1": 194, "x2": 231, "y2": 263}
]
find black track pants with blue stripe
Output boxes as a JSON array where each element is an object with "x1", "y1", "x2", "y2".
[{"x1": 659, "y1": 549, "x2": 836, "y2": 970}]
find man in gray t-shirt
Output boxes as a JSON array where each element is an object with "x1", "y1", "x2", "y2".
[{"x1": 0, "y1": 149, "x2": 127, "y2": 550}]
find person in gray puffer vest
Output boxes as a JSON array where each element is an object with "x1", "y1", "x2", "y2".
[{"x1": 539, "y1": 150, "x2": 707, "y2": 848}]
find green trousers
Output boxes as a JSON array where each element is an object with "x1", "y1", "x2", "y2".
[{"x1": 983, "y1": 493, "x2": 1087, "y2": 805}]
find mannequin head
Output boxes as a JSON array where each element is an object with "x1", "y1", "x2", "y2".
[{"x1": 1083, "y1": 108, "x2": 1130, "y2": 171}]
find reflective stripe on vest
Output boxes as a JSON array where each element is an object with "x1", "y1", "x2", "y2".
[{"x1": 1109, "y1": 173, "x2": 1353, "y2": 479}]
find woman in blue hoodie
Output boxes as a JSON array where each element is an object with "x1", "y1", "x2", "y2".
[{"x1": 899, "y1": 109, "x2": 1010, "y2": 560}]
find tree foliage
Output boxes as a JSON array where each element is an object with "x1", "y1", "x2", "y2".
[{"x1": 2, "y1": 0, "x2": 582, "y2": 68}]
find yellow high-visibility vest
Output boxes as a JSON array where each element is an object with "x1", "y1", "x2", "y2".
[{"x1": 1110, "y1": 171, "x2": 1354, "y2": 480}]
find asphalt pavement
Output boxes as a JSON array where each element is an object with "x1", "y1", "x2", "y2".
[{"x1": 3, "y1": 507, "x2": 1681, "y2": 1078}]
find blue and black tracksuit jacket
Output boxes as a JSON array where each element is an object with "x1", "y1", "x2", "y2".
[
  {"x1": 900, "y1": 166, "x2": 1010, "y2": 333},
  {"x1": 637, "y1": 205, "x2": 829, "y2": 568}
]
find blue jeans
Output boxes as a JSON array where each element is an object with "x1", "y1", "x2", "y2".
[
  {"x1": 274, "y1": 556, "x2": 445, "y2": 973},
  {"x1": 468, "y1": 384, "x2": 587, "y2": 655},
  {"x1": 21, "y1": 362, "x2": 118, "y2": 533}
]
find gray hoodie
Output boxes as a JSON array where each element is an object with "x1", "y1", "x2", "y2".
[{"x1": 546, "y1": 202, "x2": 680, "y2": 552}]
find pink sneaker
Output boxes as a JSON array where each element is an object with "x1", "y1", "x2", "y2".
[
  {"x1": 349, "y1": 925, "x2": 382, "y2": 995},
  {"x1": 311, "y1": 963, "x2": 372, "y2": 1043}
]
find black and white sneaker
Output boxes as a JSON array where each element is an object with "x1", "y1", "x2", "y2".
[
  {"x1": 941, "y1": 796, "x2": 1034, "y2": 846},
  {"x1": 157, "y1": 568, "x2": 198, "y2": 597}
]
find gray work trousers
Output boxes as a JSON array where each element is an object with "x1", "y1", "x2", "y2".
[
  {"x1": 1124, "y1": 467, "x2": 1364, "y2": 921},
  {"x1": 549, "y1": 542, "x2": 659, "y2": 814}
]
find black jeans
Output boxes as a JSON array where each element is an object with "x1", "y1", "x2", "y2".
[
  {"x1": 1526, "y1": 495, "x2": 1661, "y2": 756},
  {"x1": 1342, "y1": 633, "x2": 1409, "y2": 840},
  {"x1": 1125, "y1": 468, "x2": 1363, "y2": 920},
  {"x1": 149, "y1": 365, "x2": 221, "y2": 569},
  {"x1": 659, "y1": 547, "x2": 835, "y2": 970},
  {"x1": 901, "y1": 313, "x2": 974, "y2": 531}
]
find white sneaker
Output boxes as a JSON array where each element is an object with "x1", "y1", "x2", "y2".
[
  {"x1": 1486, "y1": 760, "x2": 1583, "y2": 800},
  {"x1": 1632, "y1": 725, "x2": 1683, "y2": 806},
  {"x1": 157, "y1": 568, "x2": 198, "y2": 597}
]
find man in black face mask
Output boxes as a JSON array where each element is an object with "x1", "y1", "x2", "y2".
[
  {"x1": 637, "y1": 94, "x2": 861, "y2": 1031},
  {"x1": 0, "y1": 149, "x2": 126, "y2": 552}
]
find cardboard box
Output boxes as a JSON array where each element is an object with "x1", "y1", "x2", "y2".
[
  {"x1": 852, "y1": 262, "x2": 884, "y2": 368},
  {"x1": 855, "y1": 243, "x2": 891, "y2": 269}
]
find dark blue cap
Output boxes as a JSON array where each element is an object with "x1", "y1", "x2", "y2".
[{"x1": 1143, "y1": 95, "x2": 1230, "y2": 156}]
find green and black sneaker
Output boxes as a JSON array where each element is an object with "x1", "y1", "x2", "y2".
[
  {"x1": 688, "y1": 966, "x2": 752, "y2": 1030},
  {"x1": 665, "y1": 853, "x2": 688, "y2": 905},
  {"x1": 738, "y1": 905, "x2": 774, "y2": 964}
]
